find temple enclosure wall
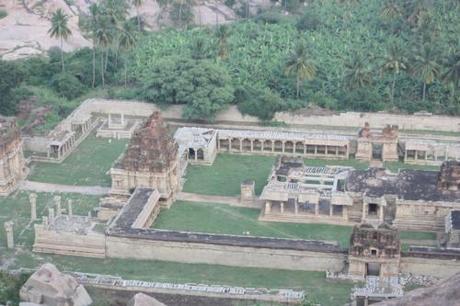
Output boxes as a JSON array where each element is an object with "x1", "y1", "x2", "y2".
[
  {"x1": 66, "y1": 99, "x2": 460, "y2": 132},
  {"x1": 105, "y1": 236, "x2": 346, "y2": 272}
]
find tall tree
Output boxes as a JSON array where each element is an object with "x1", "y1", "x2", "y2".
[
  {"x1": 216, "y1": 25, "x2": 230, "y2": 60},
  {"x1": 284, "y1": 42, "x2": 317, "y2": 98},
  {"x1": 412, "y1": 44, "x2": 440, "y2": 101},
  {"x1": 442, "y1": 52, "x2": 460, "y2": 98},
  {"x1": 118, "y1": 20, "x2": 137, "y2": 86},
  {"x1": 48, "y1": 9, "x2": 72, "y2": 72},
  {"x1": 94, "y1": 15, "x2": 114, "y2": 86},
  {"x1": 381, "y1": 43, "x2": 408, "y2": 102},
  {"x1": 343, "y1": 54, "x2": 372, "y2": 91},
  {"x1": 132, "y1": 0, "x2": 144, "y2": 31},
  {"x1": 87, "y1": 3, "x2": 101, "y2": 88}
]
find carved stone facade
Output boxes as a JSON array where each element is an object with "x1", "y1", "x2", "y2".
[
  {"x1": 0, "y1": 116, "x2": 27, "y2": 196},
  {"x1": 110, "y1": 112, "x2": 180, "y2": 207},
  {"x1": 437, "y1": 160, "x2": 460, "y2": 191},
  {"x1": 356, "y1": 122, "x2": 399, "y2": 162},
  {"x1": 348, "y1": 223, "x2": 401, "y2": 280}
]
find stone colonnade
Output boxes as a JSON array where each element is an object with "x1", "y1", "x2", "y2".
[
  {"x1": 264, "y1": 199, "x2": 348, "y2": 220},
  {"x1": 218, "y1": 137, "x2": 349, "y2": 159}
]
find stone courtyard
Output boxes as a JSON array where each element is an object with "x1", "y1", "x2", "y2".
[{"x1": 2, "y1": 99, "x2": 460, "y2": 305}]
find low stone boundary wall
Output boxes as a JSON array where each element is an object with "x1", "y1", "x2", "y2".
[
  {"x1": 401, "y1": 251, "x2": 460, "y2": 278},
  {"x1": 72, "y1": 272, "x2": 305, "y2": 304}
]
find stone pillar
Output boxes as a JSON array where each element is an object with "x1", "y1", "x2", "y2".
[
  {"x1": 315, "y1": 203, "x2": 319, "y2": 215},
  {"x1": 282, "y1": 141, "x2": 285, "y2": 153},
  {"x1": 265, "y1": 202, "x2": 271, "y2": 214},
  {"x1": 294, "y1": 201, "x2": 298, "y2": 215},
  {"x1": 239, "y1": 139, "x2": 242, "y2": 152},
  {"x1": 343, "y1": 206, "x2": 348, "y2": 220},
  {"x1": 54, "y1": 195, "x2": 61, "y2": 217},
  {"x1": 362, "y1": 202, "x2": 367, "y2": 220},
  {"x1": 42, "y1": 216, "x2": 49, "y2": 228},
  {"x1": 329, "y1": 204, "x2": 333, "y2": 216},
  {"x1": 48, "y1": 208, "x2": 55, "y2": 222},
  {"x1": 379, "y1": 205, "x2": 384, "y2": 222},
  {"x1": 67, "y1": 199, "x2": 73, "y2": 216},
  {"x1": 280, "y1": 202, "x2": 284, "y2": 214},
  {"x1": 4, "y1": 221, "x2": 14, "y2": 249},
  {"x1": 271, "y1": 141, "x2": 274, "y2": 152},
  {"x1": 121, "y1": 113, "x2": 125, "y2": 126},
  {"x1": 250, "y1": 140, "x2": 254, "y2": 152},
  {"x1": 29, "y1": 193, "x2": 37, "y2": 221}
]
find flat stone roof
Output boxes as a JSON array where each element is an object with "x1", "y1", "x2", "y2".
[
  {"x1": 111, "y1": 188, "x2": 156, "y2": 229},
  {"x1": 346, "y1": 168, "x2": 460, "y2": 203}
]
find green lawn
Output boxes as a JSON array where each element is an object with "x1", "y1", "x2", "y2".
[
  {"x1": 0, "y1": 191, "x2": 100, "y2": 248},
  {"x1": 28, "y1": 134, "x2": 128, "y2": 186},
  {"x1": 12, "y1": 253, "x2": 353, "y2": 306},
  {"x1": 153, "y1": 201, "x2": 353, "y2": 247},
  {"x1": 384, "y1": 161, "x2": 439, "y2": 172},
  {"x1": 400, "y1": 231, "x2": 437, "y2": 241},
  {"x1": 183, "y1": 153, "x2": 276, "y2": 196}
]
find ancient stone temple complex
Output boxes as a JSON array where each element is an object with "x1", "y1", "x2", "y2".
[
  {"x1": 110, "y1": 112, "x2": 180, "y2": 207},
  {"x1": 0, "y1": 116, "x2": 27, "y2": 196}
]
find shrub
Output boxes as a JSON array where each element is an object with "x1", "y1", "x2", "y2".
[
  {"x1": 0, "y1": 10, "x2": 7, "y2": 19},
  {"x1": 237, "y1": 86, "x2": 283, "y2": 120}
]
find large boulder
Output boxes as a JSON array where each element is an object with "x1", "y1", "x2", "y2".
[{"x1": 19, "y1": 263, "x2": 92, "y2": 306}]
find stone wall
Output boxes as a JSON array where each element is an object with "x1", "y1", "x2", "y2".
[
  {"x1": 400, "y1": 257, "x2": 460, "y2": 278},
  {"x1": 105, "y1": 236, "x2": 346, "y2": 272},
  {"x1": 22, "y1": 136, "x2": 49, "y2": 153}
]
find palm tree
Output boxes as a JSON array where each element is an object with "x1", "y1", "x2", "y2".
[
  {"x1": 118, "y1": 20, "x2": 137, "y2": 86},
  {"x1": 442, "y1": 53, "x2": 460, "y2": 98},
  {"x1": 94, "y1": 16, "x2": 114, "y2": 86},
  {"x1": 88, "y1": 3, "x2": 100, "y2": 88},
  {"x1": 381, "y1": 43, "x2": 408, "y2": 102},
  {"x1": 132, "y1": 0, "x2": 144, "y2": 31},
  {"x1": 216, "y1": 25, "x2": 230, "y2": 60},
  {"x1": 284, "y1": 42, "x2": 317, "y2": 98},
  {"x1": 190, "y1": 37, "x2": 209, "y2": 60},
  {"x1": 48, "y1": 9, "x2": 72, "y2": 72},
  {"x1": 412, "y1": 44, "x2": 440, "y2": 101},
  {"x1": 343, "y1": 54, "x2": 372, "y2": 90}
]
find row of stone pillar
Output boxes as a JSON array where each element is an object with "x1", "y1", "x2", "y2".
[{"x1": 265, "y1": 201, "x2": 346, "y2": 218}]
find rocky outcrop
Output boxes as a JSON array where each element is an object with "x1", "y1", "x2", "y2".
[
  {"x1": 19, "y1": 263, "x2": 93, "y2": 306},
  {"x1": 374, "y1": 272, "x2": 460, "y2": 306},
  {"x1": 127, "y1": 293, "x2": 166, "y2": 306}
]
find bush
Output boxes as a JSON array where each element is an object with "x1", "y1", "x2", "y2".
[
  {"x1": 255, "y1": 10, "x2": 291, "y2": 24},
  {"x1": 296, "y1": 11, "x2": 321, "y2": 31},
  {"x1": 50, "y1": 72, "x2": 86, "y2": 100},
  {"x1": 237, "y1": 86, "x2": 283, "y2": 120},
  {"x1": 0, "y1": 60, "x2": 24, "y2": 115}
]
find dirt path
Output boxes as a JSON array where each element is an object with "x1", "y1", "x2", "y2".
[
  {"x1": 177, "y1": 192, "x2": 262, "y2": 208},
  {"x1": 19, "y1": 180, "x2": 109, "y2": 195}
]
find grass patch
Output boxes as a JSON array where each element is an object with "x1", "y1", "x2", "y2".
[
  {"x1": 384, "y1": 161, "x2": 439, "y2": 172},
  {"x1": 183, "y1": 153, "x2": 275, "y2": 196},
  {"x1": 0, "y1": 191, "x2": 100, "y2": 248},
  {"x1": 0, "y1": 10, "x2": 7, "y2": 19},
  {"x1": 12, "y1": 253, "x2": 353, "y2": 306},
  {"x1": 153, "y1": 201, "x2": 352, "y2": 247},
  {"x1": 28, "y1": 134, "x2": 128, "y2": 186},
  {"x1": 400, "y1": 231, "x2": 437, "y2": 241}
]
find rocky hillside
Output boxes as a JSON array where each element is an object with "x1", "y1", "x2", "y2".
[
  {"x1": 0, "y1": 0, "x2": 271, "y2": 60},
  {"x1": 374, "y1": 272, "x2": 460, "y2": 306}
]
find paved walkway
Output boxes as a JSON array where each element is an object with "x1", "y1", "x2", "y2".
[{"x1": 19, "y1": 180, "x2": 109, "y2": 195}]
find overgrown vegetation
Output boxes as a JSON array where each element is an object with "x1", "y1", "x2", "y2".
[{"x1": 0, "y1": 0, "x2": 459, "y2": 125}]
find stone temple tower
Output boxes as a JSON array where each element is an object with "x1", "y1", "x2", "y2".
[
  {"x1": 110, "y1": 112, "x2": 180, "y2": 208},
  {"x1": 0, "y1": 116, "x2": 28, "y2": 196}
]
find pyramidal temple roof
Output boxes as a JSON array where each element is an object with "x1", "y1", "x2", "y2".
[{"x1": 119, "y1": 112, "x2": 178, "y2": 172}]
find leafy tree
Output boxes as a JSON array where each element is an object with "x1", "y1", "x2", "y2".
[
  {"x1": 132, "y1": 0, "x2": 144, "y2": 31},
  {"x1": 442, "y1": 52, "x2": 460, "y2": 98},
  {"x1": 48, "y1": 8, "x2": 72, "y2": 72},
  {"x1": 141, "y1": 57, "x2": 234, "y2": 121},
  {"x1": 381, "y1": 43, "x2": 408, "y2": 102},
  {"x1": 190, "y1": 37, "x2": 212, "y2": 60},
  {"x1": 343, "y1": 54, "x2": 372, "y2": 90},
  {"x1": 170, "y1": 0, "x2": 194, "y2": 28},
  {"x1": 0, "y1": 60, "x2": 24, "y2": 115},
  {"x1": 284, "y1": 42, "x2": 317, "y2": 98},
  {"x1": 50, "y1": 72, "x2": 86, "y2": 99},
  {"x1": 94, "y1": 13, "x2": 115, "y2": 86},
  {"x1": 412, "y1": 44, "x2": 440, "y2": 101},
  {"x1": 236, "y1": 86, "x2": 282, "y2": 120}
]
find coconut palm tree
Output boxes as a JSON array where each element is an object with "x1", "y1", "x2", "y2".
[
  {"x1": 48, "y1": 9, "x2": 72, "y2": 72},
  {"x1": 381, "y1": 43, "x2": 408, "y2": 102},
  {"x1": 412, "y1": 44, "x2": 440, "y2": 101},
  {"x1": 216, "y1": 25, "x2": 230, "y2": 60},
  {"x1": 87, "y1": 3, "x2": 101, "y2": 88},
  {"x1": 118, "y1": 20, "x2": 137, "y2": 86},
  {"x1": 132, "y1": 0, "x2": 144, "y2": 31},
  {"x1": 343, "y1": 54, "x2": 372, "y2": 91},
  {"x1": 94, "y1": 15, "x2": 114, "y2": 86},
  {"x1": 284, "y1": 42, "x2": 317, "y2": 98},
  {"x1": 442, "y1": 53, "x2": 460, "y2": 98}
]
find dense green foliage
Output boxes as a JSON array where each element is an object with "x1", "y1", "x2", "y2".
[
  {"x1": 0, "y1": 271, "x2": 29, "y2": 305},
  {"x1": 0, "y1": 0, "x2": 459, "y2": 124}
]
